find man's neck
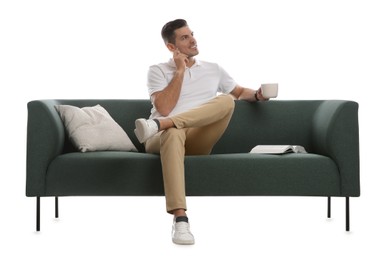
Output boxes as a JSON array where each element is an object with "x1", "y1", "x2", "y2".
[{"x1": 186, "y1": 57, "x2": 196, "y2": 68}]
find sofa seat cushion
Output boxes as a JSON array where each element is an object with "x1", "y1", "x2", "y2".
[
  {"x1": 46, "y1": 152, "x2": 340, "y2": 197},
  {"x1": 46, "y1": 152, "x2": 163, "y2": 196},
  {"x1": 184, "y1": 153, "x2": 341, "y2": 196}
]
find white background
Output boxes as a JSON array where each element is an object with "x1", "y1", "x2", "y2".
[{"x1": 1, "y1": 0, "x2": 383, "y2": 259}]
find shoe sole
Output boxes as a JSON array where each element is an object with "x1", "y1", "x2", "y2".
[
  {"x1": 134, "y1": 119, "x2": 147, "y2": 143},
  {"x1": 172, "y1": 238, "x2": 195, "y2": 245}
]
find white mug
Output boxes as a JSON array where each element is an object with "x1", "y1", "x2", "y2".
[{"x1": 261, "y1": 83, "x2": 278, "y2": 98}]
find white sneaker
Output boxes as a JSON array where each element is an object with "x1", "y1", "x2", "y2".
[
  {"x1": 172, "y1": 217, "x2": 195, "y2": 245},
  {"x1": 134, "y1": 118, "x2": 159, "y2": 143}
]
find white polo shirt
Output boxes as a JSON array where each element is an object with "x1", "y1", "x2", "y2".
[{"x1": 147, "y1": 59, "x2": 237, "y2": 119}]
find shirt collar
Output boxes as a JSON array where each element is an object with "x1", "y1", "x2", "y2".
[{"x1": 168, "y1": 59, "x2": 201, "y2": 69}]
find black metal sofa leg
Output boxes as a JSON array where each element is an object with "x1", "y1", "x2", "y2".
[
  {"x1": 327, "y1": 196, "x2": 331, "y2": 218},
  {"x1": 36, "y1": 196, "x2": 59, "y2": 232},
  {"x1": 36, "y1": 197, "x2": 40, "y2": 232},
  {"x1": 346, "y1": 197, "x2": 350, "y2": 232},
  {"x1": 327, "y1": 196, "x2": 350, "y2": 232},
  {"x1": 55, "y1": 196, "x2": 59, "y2": 219}
]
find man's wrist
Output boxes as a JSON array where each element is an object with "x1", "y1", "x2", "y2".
[
  {"x1": 174, "y1": 70, "x2": 185, "y2": 80},
  {"x1": 254, "y1": 91, "x2": 259, "y2": 101}
]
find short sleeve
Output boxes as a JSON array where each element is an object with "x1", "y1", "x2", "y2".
[
  {"x1": 147, "y1": 65, "x2": 168, "y2": 96},
  {"x1": 218, "y1": 65, "x2": 237, "y2": 94}
]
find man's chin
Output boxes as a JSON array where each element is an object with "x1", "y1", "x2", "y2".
[{"x1": 188, "y1": 51, "x2": 199, "y2": 58}]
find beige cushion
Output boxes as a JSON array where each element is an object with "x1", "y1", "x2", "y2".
[{"x1": 55, "y1": 104, "x2": 137, "y2": 152}]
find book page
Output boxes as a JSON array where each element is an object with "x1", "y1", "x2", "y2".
[
  {"x1": 250, "y1": 145, "x2": 292, "y2": 154},
  {"x1": 250, "y1": 145, "x2": 307, "y2": 154}
]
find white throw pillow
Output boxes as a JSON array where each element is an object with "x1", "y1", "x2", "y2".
[{"x1": 55, "y1": 104, "x2": 137, "y2": 152}]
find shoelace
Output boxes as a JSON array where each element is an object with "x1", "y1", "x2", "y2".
[{"x1": 175, "y1": 222, "x2": 190, "y2": 234}]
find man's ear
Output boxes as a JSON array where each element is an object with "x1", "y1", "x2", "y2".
[{"x1": 166, "y1": 43, "x2": 176, "y2": 52}]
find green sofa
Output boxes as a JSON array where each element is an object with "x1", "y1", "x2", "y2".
[{"x1": 26, "y1": 99, "x2": 360, "y2": 231}]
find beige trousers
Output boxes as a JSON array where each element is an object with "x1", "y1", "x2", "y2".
[{"x1": 145, "y1": 94, "x2": 235, "y2": 213}]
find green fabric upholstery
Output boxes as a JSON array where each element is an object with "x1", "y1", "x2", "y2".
[
  {"x1": 46, "y1": 152, "x2": 163, "y2": 196},
  {"x1": 26, "y1": 99, "x2": 360, "y2": 198},
  {"x1": 185, "y1": 153, "x2": 340, "y2": 196}
]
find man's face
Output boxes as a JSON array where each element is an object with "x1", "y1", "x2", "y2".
[{"x1": 168, "y1": 26, "x2": 199, "y2": 58}]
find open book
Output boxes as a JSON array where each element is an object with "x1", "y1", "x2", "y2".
[{"x1": 250, "y1": 145, "x2": 307, "y2": 154}]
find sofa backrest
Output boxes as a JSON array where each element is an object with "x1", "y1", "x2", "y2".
[
  {"x1": 53, "y1": 99, "x2": 323, "y2": 154},
  {"x1": 212, "y1": 100, "x2": 322, "y2": 154}
]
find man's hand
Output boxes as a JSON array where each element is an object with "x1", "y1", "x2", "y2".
[
  {"x1": 173, "y1": 49, "x2": 189, "y2": 71},
  {"x1": 255, "y1": 87, "x2": 270, "y2": 101},
  {"x1": 152, "y1": 49, "x2": 187, "y2": 117}
]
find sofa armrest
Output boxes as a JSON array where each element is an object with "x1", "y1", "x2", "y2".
[
  {"x1": 26, "y1": 100, "x2": 65, "y2": 196},
  {"x1": 311, "y1": 100, "x2": 360, "y2": 196}
]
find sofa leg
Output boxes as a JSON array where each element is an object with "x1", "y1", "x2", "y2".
[
  {"x1": 36, "y1": 197, "x2": 40, "y2": 232},
  {"x1": 346, "y1": 197, "x2": 350, "y2": 232},
  {"x1": 55, "y1": 196, "x2": 59, "y2": 219},
  {"x1": 327, "y1": 197, "x2": 331, "y2": 218}
]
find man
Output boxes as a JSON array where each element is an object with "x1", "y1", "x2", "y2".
[{"x1": 134, "y1": 19, "x2": 269, "y2": 245}]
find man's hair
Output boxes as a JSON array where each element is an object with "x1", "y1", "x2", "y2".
[{"x1": 161, "y1": 19, "x2": 188, "y2": 44}]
